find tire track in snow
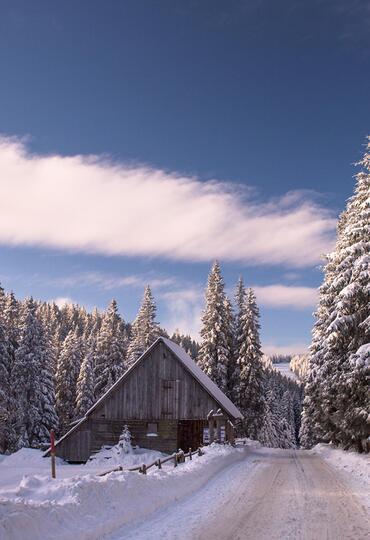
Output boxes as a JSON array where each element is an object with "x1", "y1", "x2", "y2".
[{"x1": 107, "y1": 447, "x2": 370, "y2": 540}]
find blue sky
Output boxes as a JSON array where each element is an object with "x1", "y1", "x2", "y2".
[{"x1": 0, "y1": 0, "x2": 369, "y2": 354}]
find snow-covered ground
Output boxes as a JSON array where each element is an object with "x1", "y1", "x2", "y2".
[
  {"x1": 312, "y1": 442, "x2": 370, "y2": 495},
  {"x1": 0, "y1": 445, "x2": 166, "y2": 491},
  {"x1": 273, "y1": 362, "x2": 297, "y2": 381},
  {"x1": 0, "y1": 443, "x2": 251, "y2": 540},
  {"x1": 0, "y1": 442, "x2": 368, "y2": 540},
  {"x1": 108, "y1": 444, "x2": 369, "y2": 540}
]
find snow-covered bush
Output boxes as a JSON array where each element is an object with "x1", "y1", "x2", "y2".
[{"x1": 117, "y1": 425, "x2": 132, "y2": 456}]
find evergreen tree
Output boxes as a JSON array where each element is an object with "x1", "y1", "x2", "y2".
[
  {"x1": 0, "y1": 284, "x2": 5, "y2": 327},
  {"x1": 94, "y1": 299, "x2": 127, "y2": 399},
  {"x1": 55, "y1": 328, "x2": 82, "y2": 433},
  {"x1": 76, "y1": 338, "x2": 96, "y2": 418},
  {"x1": 301, "y1": 138, "x2": 370, "y2": 451},
  {"x1": 236, "y1": 287, "x2": 265, "y2": 440},
  {"x1": 224, "y1": 296, "x2": 235, "y2": 398},
  {"x1": 11, "y1": 298, "x2": 58, "y2": 448},
  {"x1": 3, "y1": 292, "x2": 20, "y2": 347},
  {"x1": 127, "y1": 286, "x2": 160, "y2": 367},
  {"x1": 171, "y1": 330, "x2": 200, "y2": 359},
  {"x1": 117, "y1": 424, "x2": 132, "y2": 456},
  {"x1": 0, "y1": 323, "x2": 15, "y2": 453},
  {"x1": 197, "y1": 262, "x2": 231, "y2": 393}
]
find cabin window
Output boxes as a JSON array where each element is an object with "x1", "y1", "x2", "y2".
[{"x1": 147, "y1": 423, "x2": 158, "y2": 437}]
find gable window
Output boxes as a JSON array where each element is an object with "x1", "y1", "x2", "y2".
[{"x1": 147, "y1": 422, "x2": 158, "y2": 437}]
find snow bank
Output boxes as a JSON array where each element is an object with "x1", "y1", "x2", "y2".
[
  {"x1": 312, "y1": 443, "x2": 370, "y2": 500},
  {"x1": 85, "y1": 445, "x2": 166, "y2": 469},
  {"x1": 0, "y1": 444, "x2": 249, "y2": 540}
]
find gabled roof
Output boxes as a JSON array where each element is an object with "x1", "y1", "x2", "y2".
[
  {"x1": 45, "y1": 337, "x2": 242, "y2": 455},
  {"x1": 161, "y1": 337, "x2": 242, "y2": 419}
]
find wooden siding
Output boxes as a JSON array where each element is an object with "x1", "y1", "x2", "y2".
[
  {"x1": 91, "y1": 342, "x2": 222, "y2": 422},
  {"x1": 54, "y1": 340, "x2": 235, "y2": 461}
]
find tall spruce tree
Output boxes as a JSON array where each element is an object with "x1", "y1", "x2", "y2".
[
  {"x1": 11, "y1": 298, "x2": 58, "y2": 448},
  {"x1": 301, "y1": 138, "x2": 370, "y2": 451},
  {"x1": 127, "y1": 286, "x2": 160, "y2": 367},
  {"x1": 55, "y1": 328, "x2": 82, "y2": 433},
  {"x1": 3, "y1": 292, "x2": 20, "y2": 348},
  {"x1": 197, "y1": 262, "x2": 231, "y2": 393},
  {"x1": 76, "y1": 337, "x2": 96, "y2": 418},
  {"x1": 235, "y1": 287, "x2": 266, "y2": 439},
  {"x1": 0, "y1": 323, "x2": 15, "y2": 453},
  {"x1": 94, "y1": 300, "x2": 127, "y2": 399},
  {"x1": 0, "y1": 284, "x2": 5, "y2": 327}
]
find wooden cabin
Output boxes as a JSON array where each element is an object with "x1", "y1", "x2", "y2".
[{"x1": 47, "y1": 337, "x2": 242, "y2": 462}]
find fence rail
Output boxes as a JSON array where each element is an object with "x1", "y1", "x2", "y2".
[{"x1": 98, "y1": 447, "x2": 204, "y2": 477}]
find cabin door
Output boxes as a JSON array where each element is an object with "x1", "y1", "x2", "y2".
[
  {"x1": 161, "y1": 379, "x2": 180, "y2": 419},
  {"x1": 177, "y1": 420, "x2": 207, "y2": 450}
]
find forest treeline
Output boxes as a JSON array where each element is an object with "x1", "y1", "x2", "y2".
[{"x1": 0, "y1": 267, "x2": 302, "y2": 453}]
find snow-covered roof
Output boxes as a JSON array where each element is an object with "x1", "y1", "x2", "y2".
[{"x1": 161, "y1": 337, "x2": 242, "y2": 419}]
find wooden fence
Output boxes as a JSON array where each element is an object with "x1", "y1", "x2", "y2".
[{"x1": 99, "y1": 447, "x2": 205, "y2": 477}]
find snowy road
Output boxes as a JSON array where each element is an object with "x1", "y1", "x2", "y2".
[{"x1": 108, "y1": 447, "x2": 369, "y2": 540}]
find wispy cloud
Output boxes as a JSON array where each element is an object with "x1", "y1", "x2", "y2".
[
  {"x1": 254, "y1": 284, "x2": 318, "y2": 309},
  {"x1": 0, "y1": 137, "x2": 335, "y2": 267},
  {"x1": 44, "y1": 271, "x2": 175, "y2": 291}
]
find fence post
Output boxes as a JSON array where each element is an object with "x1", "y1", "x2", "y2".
[
  {"x1": 157, "y1": 459, "x2": 162, "y2": 469},
  {"x1": 141, "y1": 464, "x2": 147, "y2": 475},
  {"x1": 189, "y1": 447, "x2": 192, "y2": 460},
  {"x1": 174, "y1": 453, "x2": 178, "y2": 467},
  {"x1": 50, "y1": 429, "x2": 56, "y2": 479}
]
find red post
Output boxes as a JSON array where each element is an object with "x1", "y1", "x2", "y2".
[{"x1": 50, "y1": 429, "x2": 56, "y2": 479}]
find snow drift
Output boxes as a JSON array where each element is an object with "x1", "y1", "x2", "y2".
[{"x1": 0, "y1": 444, "x2": 249, "y2": 540}]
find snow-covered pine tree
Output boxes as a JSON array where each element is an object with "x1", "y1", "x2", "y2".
[
  {"x1": 229, "y1": 277, "x2": 245, "y2": 402},
  {"x1": 235, "y1": 286, "x2": 266, "y2": 440},
  {"x1": 279, "y1": 390, "x2": 297, "y2": 448},
  {"x1": 258, "y1": 392, "x2": 280, "y2": 448},
  {"x1": 0, "y1": 323, "x2": 15, "y2": 453},
  {"x1": 0, "y1": 284, "x2": 5, "y2": 327},
  {"x1": 301, "y1": 137, "x2": 370, "y2": 451},
  {"x1": 11, "y1": 297, "x2": 58, "y2": 448},
  {"x1": 76, "y1": 337, "x2": 96, "y2": 418},
  {"x1": 117, "y1": 424, "x2": 132, "y2": 456},
  {"x1": 197, "y1": 262, "x2": 231, "y2": 393},
  {"x1": 55, "y1": 328, "x2": 83, "y2": 433},
  {"x1": 224, "y1": 295, "x2": 235, "y2": 399},
  {"x1": 94, "y1": 299, "x2": 127, "y2": 399},
  {"x1": 126, "y1": 286, "x2": 160, "y2": 368},
  {"x1": 342, "y1": 344, "x2": 370, "y2": 449},
  {"x1": 171, "y1": 330, "x2": 200, "y2": 359},
  {"x1": 3, "y1": 292, "x2": 20, "y2": 348}
]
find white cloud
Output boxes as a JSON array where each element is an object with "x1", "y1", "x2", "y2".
[
  {"x1": 52, "y1": 296, "x2": 75, "y2": 308},
  {"x1": 159, "y1": 287, "x2": 203, "y2": 338},
  {"x1": 0, "y1": 137, "x2": 336, "y2": 267},
  {"x1": 262, "y1": 342, "x2": 309, "y2": 356},
  {"x1": 254, "y1": 284, "x2": 318, "y2": 309}
]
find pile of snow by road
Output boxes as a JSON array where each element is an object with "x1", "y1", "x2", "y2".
[
  {"x1": 0, "y1": 445, "x2": 165, "y2": 492},
  {"x1": 312, "y1": 443, "x2": 370, "y2": 500},
  {"x1": 0, "y1": 443, "x2": 250, "y2": 540}
]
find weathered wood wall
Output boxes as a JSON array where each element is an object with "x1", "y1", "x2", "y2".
[
  {"x1": 91, "y1": 341, "x2": 221, "y2": 421},
  {"x1": 55, "y1": 341, "x2": 231, "y2": 461}
]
